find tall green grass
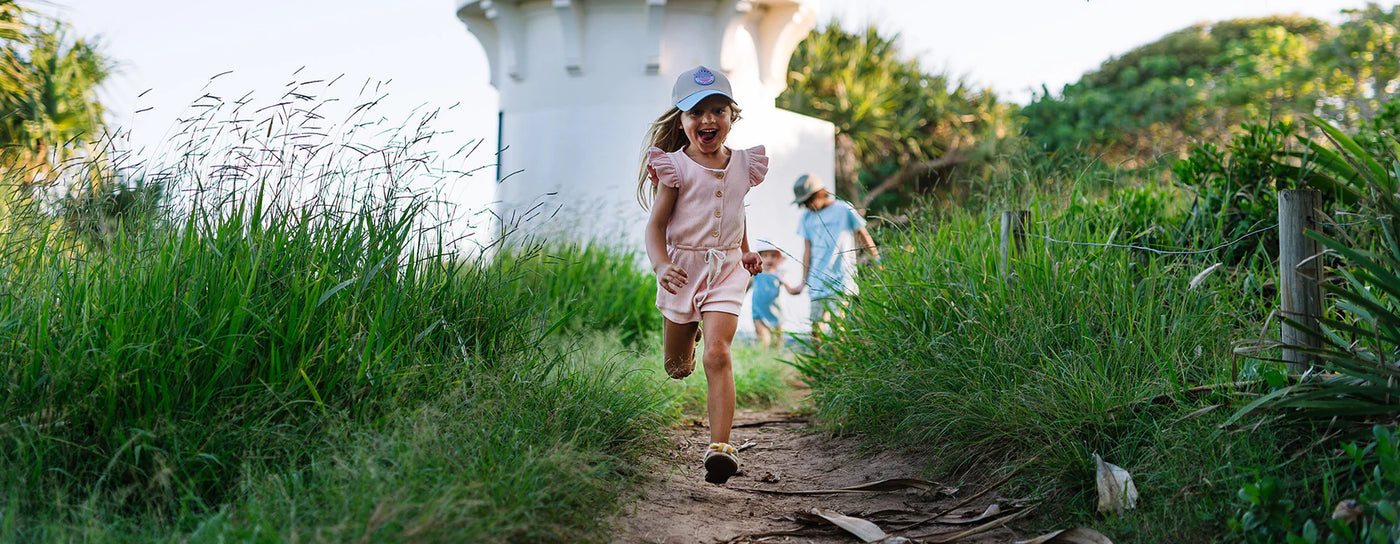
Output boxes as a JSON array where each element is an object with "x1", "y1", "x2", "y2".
[
  {"x1": 494, "y1": 243, "x2": 658, "y2": 343},
  {"x1": 0, "y1": 80, "x2": 675, "y2": 542},
  {"x1": 797, "y1": 187, "x2": 1309, "y2": 538}
]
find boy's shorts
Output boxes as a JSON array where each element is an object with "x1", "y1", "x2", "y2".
[{"x1": 809, "y1": 296, "x2": 847, "y2": 325}]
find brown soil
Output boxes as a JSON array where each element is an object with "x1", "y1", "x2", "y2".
[{"x1": 612, "y1": 408, "x2": 1023, "y2": 544}]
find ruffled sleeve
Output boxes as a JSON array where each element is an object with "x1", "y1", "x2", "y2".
[
  {"x1": 646, "y1": 147, "x2": 680, "y2": 188},
  {"x1": 747, "y1": 145, "x2": 769, "y2": 187}
]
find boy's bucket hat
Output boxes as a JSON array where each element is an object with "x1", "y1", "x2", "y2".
[
  {"x1": 792, "y1": 173, "x2": 825, "y2": 204},
  {"x1": 753, "y1": 240, "x2": 780, "y2": 254},
  {"x1": 673, "y1": 65, "x2": 735, "y2": 111}
]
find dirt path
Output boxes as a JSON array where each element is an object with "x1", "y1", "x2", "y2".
[{"x1": 612, "y1": 408, "x2": 1023, "y2": 544}]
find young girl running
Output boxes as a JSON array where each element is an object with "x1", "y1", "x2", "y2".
[{"x1": 637, "y1": 65, "x2": 767, "y2": 484}]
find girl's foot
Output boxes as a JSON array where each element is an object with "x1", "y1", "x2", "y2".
[
  {"x1": 704, "y1": 442, "x2": 739, "y2": 484},
  {"x1": 665, "y1": 327, "x2": 703, "y2": 379}
]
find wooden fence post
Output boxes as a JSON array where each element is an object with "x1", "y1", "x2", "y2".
[
  {"x1": 1000, "y1": 210, "x2": 1029, "y2": 280},
  {"x1": 1278, "y1": 189, "x2": 1323, "y2": 373}
]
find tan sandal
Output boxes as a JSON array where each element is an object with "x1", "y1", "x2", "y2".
[{"x1": 704, "y1": 442, "x2": 739, "y2": 484}]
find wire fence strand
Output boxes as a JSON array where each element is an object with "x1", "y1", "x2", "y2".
[
  {"x1": 1030, "y1": 224, "x2": 1280, "y2": 256},
  {"x1": 1027, "y1": 214, "x2": 1387, "y2": 256}
]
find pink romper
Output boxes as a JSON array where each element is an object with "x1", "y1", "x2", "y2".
[{"x1": 647, "y1": 145, "x2": 769, "y2": 324}]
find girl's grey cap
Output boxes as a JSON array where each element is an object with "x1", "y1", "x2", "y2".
[
  {"x1": 673, "y1": 65, "x2": 735, "y2": 111},
  {"x1": 792, "y1": 173, "x2": 825, "y2": 204}
]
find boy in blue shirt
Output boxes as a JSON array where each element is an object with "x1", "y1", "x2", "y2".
[{"x1": 789, "y1": 173, "x2": 880, "y2": 336}]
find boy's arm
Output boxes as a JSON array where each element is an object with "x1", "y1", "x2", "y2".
[
  {"x1": 788, "y1": 239, "x2": 811, "y2": 295},
  {"x1": 846, "y1": 202, "x2": 880, "y2": 263},
  {"x1": 854, "y1": 225, "x2": 880, "y2": 263}
]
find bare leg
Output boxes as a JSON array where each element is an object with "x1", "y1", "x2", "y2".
[
  {"x1": 700, "y1": 311, "x2": 738, "y2": 446},
  {"x1": 770, "y1": 326, "x2": 783, "y2": 349},
  {"x1": 662, "y1": 317, "x2": 701, "y2": 379},
  {"x1": 753, "y1": 320, "x2": 771, "y2": 348}
]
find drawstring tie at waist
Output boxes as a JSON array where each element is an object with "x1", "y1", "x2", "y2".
[
  {"x1": 670, "y1": 243, "x2": 741, "y2": 308},
  {"x1": 695, "y1": 248, "x2": 726, "y2": 307}
]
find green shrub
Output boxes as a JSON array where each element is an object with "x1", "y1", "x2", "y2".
[
  {"x1": 1225, "y1": 116, "x2": 1400, "y2": 543},
  {"x1": 1230, "y1": 426, "x2": 1400, "y2": 543},
  {"x1": 1172, "y1": 120, "x2": 1298, "y2": 264}
]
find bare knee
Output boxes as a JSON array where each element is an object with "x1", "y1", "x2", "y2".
[{"x1": 703, "y1": 341, "x2": 732, "y2": 372}]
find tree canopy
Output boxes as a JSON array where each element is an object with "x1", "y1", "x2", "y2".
[
  {"x1": 779, "y1": 21, "x2": 1013, "y2": 213},
  {"x1": 1022, "y1": 4, "x2": 1400, "y2": 162},
  {"x1": 0, "y1": 0, "x2": 110, "y2": 172}
]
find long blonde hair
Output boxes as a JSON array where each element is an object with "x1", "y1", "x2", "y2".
[{"x1": 636, "y1": 102, "x2": 741, "y2": 209}]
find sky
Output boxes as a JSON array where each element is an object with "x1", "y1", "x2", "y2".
[
  {"x1": 824, "y1": 0, "x2": 1380, "y2": 102},
  {"x1": 42, "y1": 0, "x2": 1385, "y2": 212}
]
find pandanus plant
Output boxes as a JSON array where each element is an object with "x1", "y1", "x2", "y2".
[{"x1": 1231, "y1": 115, "x2": 1400, "y2": 430}]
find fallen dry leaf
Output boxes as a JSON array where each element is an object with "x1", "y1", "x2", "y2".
[
  {"x1": 809, "y1": 507, "x2": 888, "y2": 543},
  {"x1": 736, "y1": 477, "x2": 945, "y2": 495},
  {"x1": 890, "y1": 464, "x2": 1027, "y2": 533},
  {"x1": 917, "y1": 507, "x2": 1036, "y2": 543},
  {"x1": 936, "y1": 503, "x2": 1004, "y2": 525},
  {"x1": 1093, "y1": 453, "x2": 1138, "y2": 513},
  {"x1": 1332, "y1": 499, "x2": 1363, "y2": 521},
  {"x1": 1015, "y1": 527, "x2": 1115, "y2": 544},
  {"x1": 1169, "y1": 404, "x2": 1222, "y2": 426}
]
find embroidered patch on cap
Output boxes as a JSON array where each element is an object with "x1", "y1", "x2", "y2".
[{"x1": 694, "y1": 68, "x2": 715, "y2": 86}]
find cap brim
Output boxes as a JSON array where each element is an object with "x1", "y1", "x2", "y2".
[{"x1": 676, "y1": 90, "x2": 733, "y2": 111}]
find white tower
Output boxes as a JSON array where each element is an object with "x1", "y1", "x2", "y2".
[
  {"x1": 455, "y1": 0, "x2": 835, "y2": 330},
  {"x1": 455, "y1": 0, "x2": 833, "y2": 244}
]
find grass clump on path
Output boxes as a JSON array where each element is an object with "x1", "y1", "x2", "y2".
[{"x1": 494, "y1": 242, "x2": 659, "y2": 344}]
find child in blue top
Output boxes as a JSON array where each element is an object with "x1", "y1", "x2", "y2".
[
  {"x1": 749, "y1": 241, "x2": 794, "y2": 348},
  {"x1": 789, "y1": 173, "x2": 880, "y2": 335}
]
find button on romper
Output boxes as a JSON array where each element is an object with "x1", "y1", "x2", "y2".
[{"x1": 647, "y1": 145, "x2": 769, "y2": 324}]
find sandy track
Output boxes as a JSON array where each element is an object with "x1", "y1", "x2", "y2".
[{"x1": 613, "y1": 409, "x2": 1021, "y2": 544}]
